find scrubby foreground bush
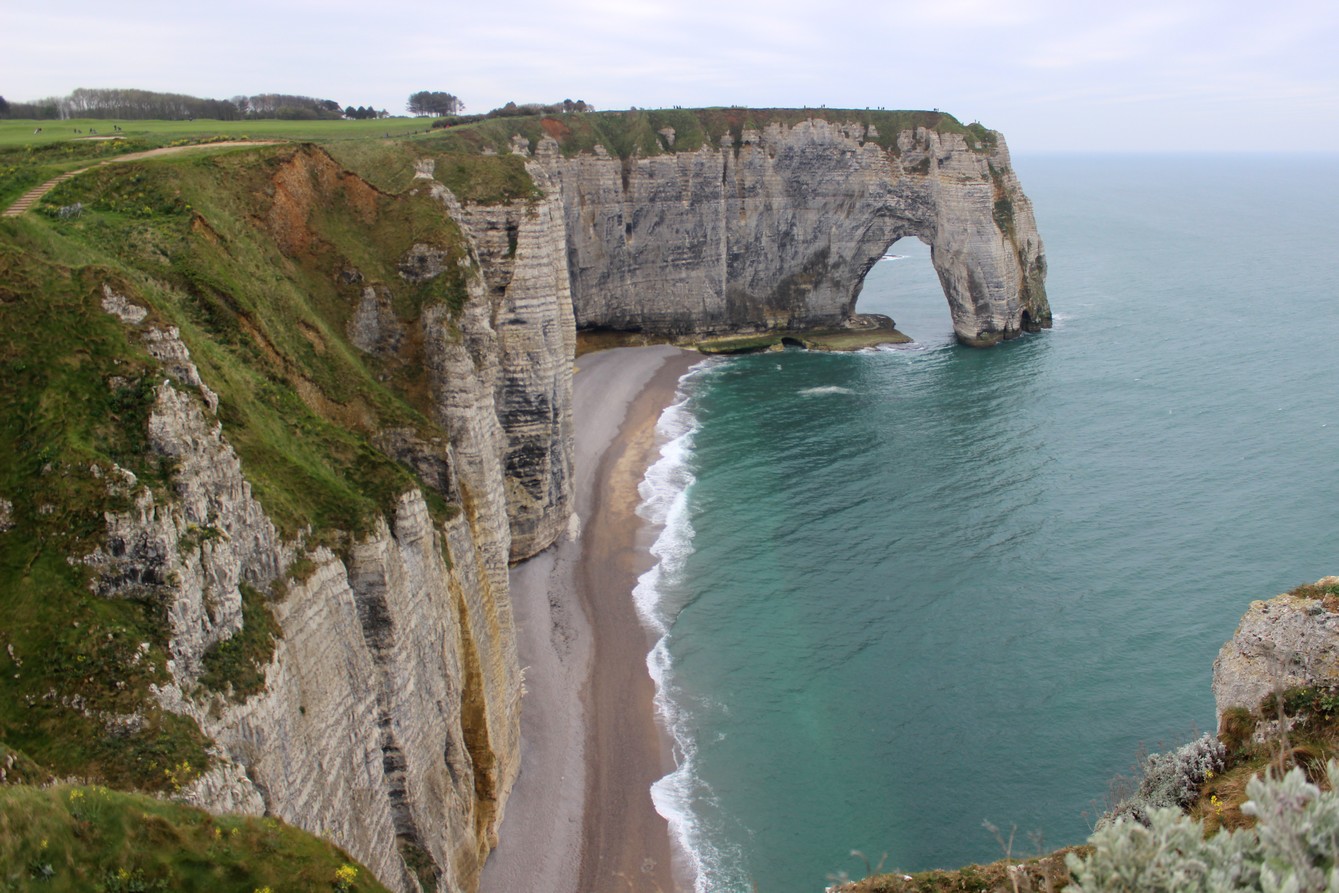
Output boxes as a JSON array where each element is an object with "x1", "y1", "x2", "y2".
[
  {"x1": 1102, "y1": 734, "x2": 1227, "y2": 828},
  {"x1": 1067, "y1": 761, "x2": 1339, "y2": 892}
]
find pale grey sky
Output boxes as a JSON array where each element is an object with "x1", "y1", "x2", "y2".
[{"x1": 5, "y1": 0, "x2": 1337, "y2": 152}]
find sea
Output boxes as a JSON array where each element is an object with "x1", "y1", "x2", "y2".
[{"x1": 632, "y1": 154, "x2": 1339, "y2": 892}]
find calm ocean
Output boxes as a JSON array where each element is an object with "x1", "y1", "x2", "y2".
[{"x1": 632, "y1": 154, "x2": 1339, "y2": 892}]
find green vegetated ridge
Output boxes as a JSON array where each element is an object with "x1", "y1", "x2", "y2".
[
  {"x1": 431, "y1": 106, "x2": 999, "y2": 157},
  {"x1": 0, "y1": 129, "x2": 539, "y2": 882},
  {"x1": 0, "y1": 744, "x2": 389, "y2": 892}
]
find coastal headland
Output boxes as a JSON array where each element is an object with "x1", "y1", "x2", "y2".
[{"x1": 0, "y1": 108, "x2": 1049, "y2": 891}]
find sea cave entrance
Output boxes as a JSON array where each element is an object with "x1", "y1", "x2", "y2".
[{"x1": 854, "y1": 237, "x2": 957, "y2": 348}]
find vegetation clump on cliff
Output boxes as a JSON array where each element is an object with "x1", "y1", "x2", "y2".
[
  {"x1": 0, "y1": 747, "x2": 388, "y2": 892},
  {"x1": 1068, "y1": 763, "x2": 1339, "y2": 892}
]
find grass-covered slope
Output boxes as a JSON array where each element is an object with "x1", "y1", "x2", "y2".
[
  {"x1": 0, "y1": 117, "x2": 440, "y2": 208},
  {"x1": 0, "y1": 132, "x2": 537, "y2": 792},
  {"x1": 0, "y1": 746, "x2": 388, "y2": 893}
]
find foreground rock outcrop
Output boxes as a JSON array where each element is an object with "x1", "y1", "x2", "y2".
[{"x1": 1212, "y1": 578, "x2": 1339, "y2": 726}]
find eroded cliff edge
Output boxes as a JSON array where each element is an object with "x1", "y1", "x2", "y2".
[{"x1": 0, "y1": 141, "x2": 577, "y2": 892}]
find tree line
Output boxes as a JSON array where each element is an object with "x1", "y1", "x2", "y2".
[
  {"x1": 406, "y1": 91, "x2": 463, "y2": 116},
  {"x1": 0, "y1": 88, "x2": 388, "y2": 121},
  {"x1": 430, "y1": 98, "x2": 595, "y2": 129},
  {"x1": 405, "y1": 94, "x2": 594, "y2": 120},
  {"x1": 0, "y1": 87, "x2": 592, "y2": 124}
]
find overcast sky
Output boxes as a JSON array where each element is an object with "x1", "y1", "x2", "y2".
[{"x1": 5, "y1": 0, "x2": 1337, "y2": 152}]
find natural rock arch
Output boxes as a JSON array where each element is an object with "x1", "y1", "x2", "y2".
[{"x1": 536, "y1": 117, "x2": 1050, "y2": 347}]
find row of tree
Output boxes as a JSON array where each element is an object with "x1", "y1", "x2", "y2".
[
  {"x1": 0, "y1": 88, "x2": 389, "y2": 121},
  {"x1": 343, "y1": 106, "x2": 385, "y2": 120},
  {"x1": 429, "y1": 98, "x2": 595, "y2": 129},
  {"x1": 405, "y1": 93, "x2": 596, "y2": 120},
  {"x1": 0, "y1": 87, "x2": 594, "y2": 124}
]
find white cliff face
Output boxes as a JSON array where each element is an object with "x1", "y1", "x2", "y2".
[
  {"x1": 535, "y1": 119, "x2": 1049, "y2": 346},
  {"x1": 417, "y1": 156, "x2": 576, "y2": 562},
  {"x1": 88, "y1": 290, "x2": 286, "y2": 682},
  {"x1": 1212, "y1": 579, "x2": 1339, "y2": 727},
  {"x1": 392, "y1": 119, "x2": 1045, "y2": 567},
  {"x1": 93, "y1": 292, "x2": 519, "y2": 893}
]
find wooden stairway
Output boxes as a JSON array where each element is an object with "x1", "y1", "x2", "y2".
[{"x1": 2, "y1": 170, "x2": 82, "y2": 218}]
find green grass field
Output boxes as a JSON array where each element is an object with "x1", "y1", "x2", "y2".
[
  {"x1": 0, "y1": 116, "x2": 434, "y2": 148},
  {"x1": 0, "y1": 117, "x2": 445, "y2": 210}
]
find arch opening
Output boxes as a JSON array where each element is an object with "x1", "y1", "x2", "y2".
[{"x1": 853, "y1": 237, "x2": 957, "y2": 348}]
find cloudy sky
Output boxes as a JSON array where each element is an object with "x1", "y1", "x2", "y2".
[{"x1": 5, "y1": 0, "x2": 1337, "y2": 152}]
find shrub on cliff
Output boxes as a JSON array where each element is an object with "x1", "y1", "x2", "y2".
[
  {"x1": 1101, "y1": 733, "x2": 1226, "y2": 828},
  {"x1": 1067, "y1": 761, "x2": 1339, "y2": 892}
]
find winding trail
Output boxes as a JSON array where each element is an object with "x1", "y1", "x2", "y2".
[{"x1": 2, "y1": 141, "x2": 283, "y2": 218}]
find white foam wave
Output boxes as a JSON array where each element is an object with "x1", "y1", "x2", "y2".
[
  {"x1": 648, "y1": 638, "x2": 711, "y2": 892},
  {"x1": 649, "y1": 633, "x2": 746, "y2": 893},
  {"x1": 632, "y1": 384, "x2": 700, "y2": 635},
  {"x1": 633, "y1": 358, "x2": 744, "y2": 893},
  {"x1": 798, "y1": 385, "x2": 855, "y2": 396}
]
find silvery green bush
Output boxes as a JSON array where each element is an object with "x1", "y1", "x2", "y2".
[
  {"x1": 1102, "y1": 734, "x2": 1227, "y2": 828},
  {"x1": 1067, "y1": 762, "x2": 1339, "y2": 892}
]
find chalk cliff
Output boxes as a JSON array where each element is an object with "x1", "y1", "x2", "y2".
[
  {"x1": 10, "y1": 110, "x2": 1050, "y2": 893},
  {"x1": 86, "y1": 295, "x2": 522, "y2": 892},
  {"x1": 426, "y1": 156, "x2": 576, "y2": 561},
  {"x1": 529, "y1": 117, "x2": 1049, "y2": 346}
]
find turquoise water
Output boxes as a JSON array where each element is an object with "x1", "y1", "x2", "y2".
[{"x1": 635, "y1": 155, "x2": 1339, "y2": 892}]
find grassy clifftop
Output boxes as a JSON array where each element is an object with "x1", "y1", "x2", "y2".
[
  {"x1": 431, "y1": 106, "x2": 999, "y2": 157},
  {"x1": 0, "y1": 108, "x2": 995, "y2": 209}
]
